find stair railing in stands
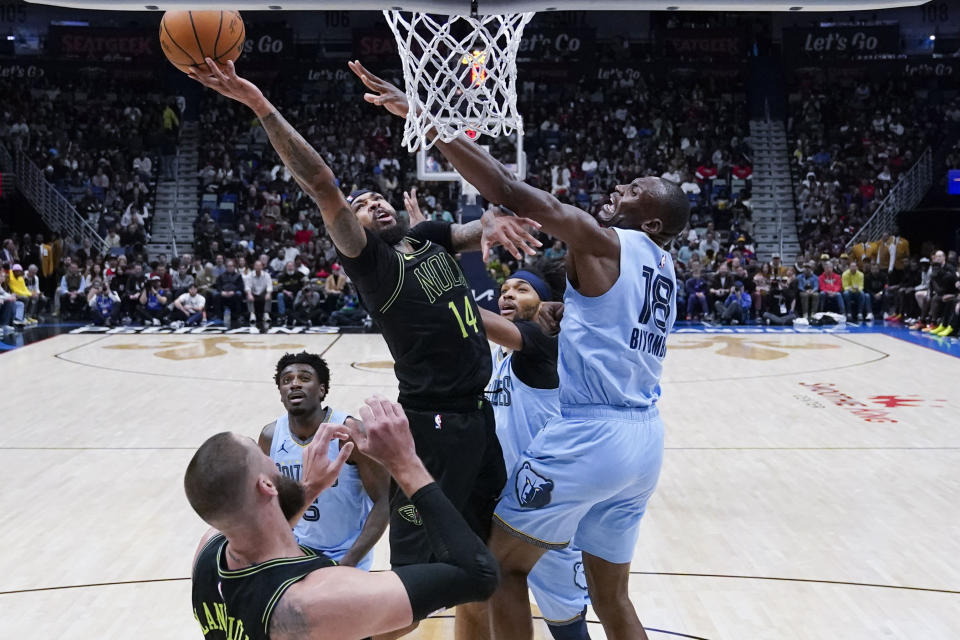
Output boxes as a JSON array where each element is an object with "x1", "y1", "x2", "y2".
[
  {"x1": 2, "y1": 142, "x2": 109, "y2": 255},
  {"x1": 846, "y1": 147, "x2": 933, "y2": 249}
]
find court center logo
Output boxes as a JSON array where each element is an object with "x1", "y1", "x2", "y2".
[
  {"x1": 515, "y1": 462, "x2": 554, "y2": 509},
  {"x1": 103, "y1": 336, "x2": 305, "y2": 360},
  {"x1": 671, "y1": 336, "x2": 839, "y2": 361}
]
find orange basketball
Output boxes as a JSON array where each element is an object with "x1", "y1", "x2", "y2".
[{"x1": 159, "y1": 10, "x2": 245, "y2": 75}]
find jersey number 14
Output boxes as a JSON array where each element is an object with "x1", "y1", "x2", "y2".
[{"x1": 449, "y1": 295, "x2": 480, "y2": 338}]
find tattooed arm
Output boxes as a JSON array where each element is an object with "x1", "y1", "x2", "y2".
[{"x1": 189, "y1": 58, "x2": 367, "y2": 257}]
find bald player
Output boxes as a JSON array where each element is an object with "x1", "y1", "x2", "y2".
[
  {"x1": 187, "y1": 395, "x2": 499, "y2": 640},
  {"x1": 352, "y1": 60, "x2": 690, "y2": 640}
]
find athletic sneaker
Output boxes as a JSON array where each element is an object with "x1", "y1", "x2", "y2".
[
  {"x1": 865, "y1": 312, "x2": 874, "y2": 322},
  {"x1": 939, "y1": 326, "x2": 955, "y2": 337},
  {"x1": 151, "y1": 318, "x2": 160, "y2": 326}
]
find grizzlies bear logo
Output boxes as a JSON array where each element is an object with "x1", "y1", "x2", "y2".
[
  {"x1": 574, "y1": 561, "x2": 588, "y2": 590},
  {"x1": 515, "y1": 461, "x2": 554, "y2": 509}
]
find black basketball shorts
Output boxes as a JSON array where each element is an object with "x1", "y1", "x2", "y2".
[{"x1": 389, "y1": 400, "x2": 506, "y2": 567}]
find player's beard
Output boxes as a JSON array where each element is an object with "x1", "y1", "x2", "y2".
[
  {"x1": 273, "y1": 472, "x2": 306, "y2": 521},
  {"x1": 376, "y1": 216, "x2": 410, "y2": 246}
]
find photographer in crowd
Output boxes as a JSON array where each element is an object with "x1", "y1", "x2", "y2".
[
  {"x1": 135, "y1": 275, "x2": 168, "y2": 326},
  {"x1": 88, "y1": 279, "x2": 122, "y2": 327}
]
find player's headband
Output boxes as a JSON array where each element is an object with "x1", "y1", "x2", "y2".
[
  {"x1": 347, "y1": 189, "x2": 375, "y2": 206},
  {"x1": 509, "y1": 270, "x2": 552, "y2": 302}
]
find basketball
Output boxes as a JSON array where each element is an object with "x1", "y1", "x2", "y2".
[{"x1": 159, "y1": 10, "x2": 245, "y2": 75}]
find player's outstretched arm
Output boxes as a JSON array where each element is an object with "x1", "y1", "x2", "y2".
[
  {"x1": 404, "y1": 167, "x2": 542, "y2": 261},
  {"x1": 189, "y1": 59, "x2": 367, "y2": 257},
  {"x1": 348, "y1": 60, "x2": 616, "y2": 258},
  {"x1": 479, "y1": 307, "x2": 524, "y2": 351}
]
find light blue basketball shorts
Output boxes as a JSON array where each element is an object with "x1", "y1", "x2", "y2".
[
  {"x1": 494, "y1": 404, "x2": 664, "y2": 565},
  {"x1": 527, "y1": 545, "x2": 589, "y2": 624},
  {"x1": 497, "y1": 414, "x2": 590, "y2": 623}
]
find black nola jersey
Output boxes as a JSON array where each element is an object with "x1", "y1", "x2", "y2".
[
  {"x1": 191, "y1": 534, "x2": 336, "y2": 640},
  {"x1": 338, "y1": 222, "x2": 492, "y2": 407}
]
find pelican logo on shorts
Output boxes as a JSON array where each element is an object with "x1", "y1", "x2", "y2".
[
  {"x1": 574, "y1": 561, "x2": 588, "y2": 590},
  {"x1": 398, "y1": 504, "x2": 423, "y2": 526},
  {"x1": 434, "y1": 413, "x2": 442, "y2": 429},
  {"x1": 515, "y1": 462, "x2": 554, "y2": 509}
]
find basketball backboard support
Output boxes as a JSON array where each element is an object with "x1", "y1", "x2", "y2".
[
  {"x1": 417, "y1": 130, "x2": 524, "y2": 182},
  {"x1": 24, "y1": 0, "x2": 930, "y2": 11}
]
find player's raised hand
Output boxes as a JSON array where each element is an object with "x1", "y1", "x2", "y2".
[
  {"x1": 301, "y1": 423, "x2": 353, "y2": 500},
  {"x1": 403, "y1": 188, "x2": 426, "y2": 226},
  {"x1": 480, "y1": 206, "x2": 542, "y2": 262},
  {"x1": 352, "y1": 395, "x2": 415, "y2": 471},
  {"x1": 348, "y1": 60, "x2": 410, "y2": 119},
  {"x1": 188, "y1": 58, "x2": 264, "y2": 109}
]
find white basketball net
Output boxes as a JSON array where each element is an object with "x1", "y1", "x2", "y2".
[{"x1": 384, "y1": 10, "x2": 534, "y2": 152}]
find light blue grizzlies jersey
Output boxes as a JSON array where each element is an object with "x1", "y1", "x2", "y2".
[
  {"x1": 487, "y1": 342, "x2": 591, "y2": 624},
  {"x1": 269, "y1": 409, "x2": 375, "y2": 569},
  {"x1": 487, "y1": 346, "x2": 560, "y2": 468},
  {"x1": 558, "y1": 227, "x2": 676, "y2": 408}
]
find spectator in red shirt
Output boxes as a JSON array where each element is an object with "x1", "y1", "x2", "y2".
[
  {"x1": 818, "y1": 261, "x2": 846, "y2": 315},
  {"x1": 696, "y1": 161, "x2": 718, "y2": 183},
  {"x1": 859, "y1": 179, "x2": 876, "y2": 202},
  {"x1": 732, "y1": 162, "x2": 752, "y2": 180},
  {"x1": 149, "y1": 263, "x2": 174, "y2": 292}
]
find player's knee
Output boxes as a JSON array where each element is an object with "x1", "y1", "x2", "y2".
[
  {"x1": 547, "y1": 611, "x2": 591, "y2": 640},
  {"x1": 589, "y1": 589, "x2": 633, "y2": 619}
]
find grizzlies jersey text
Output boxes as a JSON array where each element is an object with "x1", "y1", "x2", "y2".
[
  {"x1": 487, "y1": 346, "x2": 560, "y2": 469},
  {"x1": 269, "y1": 411, "x2": 374, "y2": 568},
  {"x1": 558, "y1": 227, "x2": 676, "y2": 407}
]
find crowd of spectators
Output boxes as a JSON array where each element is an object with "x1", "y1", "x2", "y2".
[
  {"x1": 0, "y1": 74, "x2": 180, "y2": 259},
  {"x1": 6, "y1": 60, "x2": 960, "y2": 337},
  {"x1": 787, "y1": 72, "x2": 960, "y2": 261},
  {"x1": 0, "y1": 229, "x2": 367, "y2": 331}
]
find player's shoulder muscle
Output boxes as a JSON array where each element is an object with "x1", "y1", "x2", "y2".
[{"x1": 258, "y1": 421, "x2": 277, "y2": 455}]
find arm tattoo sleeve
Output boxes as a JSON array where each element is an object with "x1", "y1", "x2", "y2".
[
  {"x1": 450, "y1": 220, "x2": 483, "y2": 253},
  {"x1": 269, "y1": 595, "x2": 310, "y2": 640},
  {"x1": 259, "y1": 111, "x2": 366, "y2": 258},
  {"x1": 258, "y1": 111, "x2": 330, "y2": 191}
]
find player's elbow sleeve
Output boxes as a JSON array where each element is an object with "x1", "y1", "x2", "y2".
[
  {"x1": 472, "y1": 548, "x2": 500, "y2": 600},
  {"x1": 393, "y1": 555, "x2": 499, "y2": 622}
]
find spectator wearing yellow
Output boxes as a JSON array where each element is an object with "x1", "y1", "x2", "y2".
[
  {"x1": 842, "y1": 261, "x2": 866, "y2": 322},
  {"x1": 8, "y1": 265, "x2": 40, "y2": 323}
]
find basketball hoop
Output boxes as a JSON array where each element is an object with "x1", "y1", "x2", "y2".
[{"x1": 384, "y1": 9, "x2": 534, "y2": 152}]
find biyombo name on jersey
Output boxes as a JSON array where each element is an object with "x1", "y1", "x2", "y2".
[{"x1": 629, "y1": 326, "x2": 667, "y2": 358}]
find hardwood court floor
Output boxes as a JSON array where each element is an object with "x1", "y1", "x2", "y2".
[{"x1": 0, "y1": 330, "x2": 957, "y2": 639}]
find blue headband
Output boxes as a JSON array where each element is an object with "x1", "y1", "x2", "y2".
[
  {"x1": 509, "y1": 270, "x2": 552, "y2": 302},
  {"x1": 347, "y1": 189, "x2": 374, "y2": 205}
]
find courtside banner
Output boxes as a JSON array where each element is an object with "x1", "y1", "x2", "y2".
[
  {"x1": 661, "y1": 28, "x2": 744, "y2": 58},
  {"x1": 46, "y1": 25, "x2": 155, "y2": 60},
  {"x1": 783, "y1": 24, "x2": 900, "y2": 58}
]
